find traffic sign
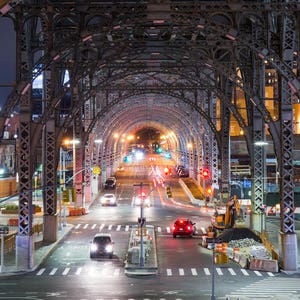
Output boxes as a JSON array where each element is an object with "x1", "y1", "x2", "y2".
[
  {"x1": 0, "y1": 225, "x2": 9, "y2": 234},
  {"x1": 93, "y1": 166, "x2": 101, "y2": 175}
]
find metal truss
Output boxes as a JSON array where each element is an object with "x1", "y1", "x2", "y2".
[{"x1": 279, "y1": 14, "x2": 296, "y2": 234}]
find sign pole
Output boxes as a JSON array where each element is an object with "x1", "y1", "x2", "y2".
[{"x1": 1, "y1": 233, "x2": 5, "y2": 273}]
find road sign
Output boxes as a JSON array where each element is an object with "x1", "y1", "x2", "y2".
[{"x1": 0, "y1": 225, "x2": 9, "y2": 234}]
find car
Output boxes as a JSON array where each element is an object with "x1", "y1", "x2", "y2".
[
  {"x1": 90, "y1": 233, "x2": 114, "y2": 259},
  {"x1": 117, "y1": 166, "x2": 124, "y2": 172},
  {"x1": 133, "y1": 195, "x2": 151, "y2": 207},
  {"x1": 104, "y1": 177, "x2": 117, "y2": 189},
  {"x1": 100, "y1": 193, "x2": 117, "y2": 206},
  {"x1": 172, "y1": 218, "x2": 196, "y2": 238}
]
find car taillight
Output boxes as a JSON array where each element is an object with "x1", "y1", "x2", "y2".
[{"x1": 172, "y1": 225, "x2": 176, "y2": 231}]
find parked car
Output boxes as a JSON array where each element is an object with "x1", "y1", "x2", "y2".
[
  {"x1": 100, "y1": 193, "x2": 117, "y2": 206},
  {"x1": 172, "y1": 218, "x2": 196, "y2": 238},
  {"x1": 90, "y1": 233, "x2": 114, "y2": 259}
]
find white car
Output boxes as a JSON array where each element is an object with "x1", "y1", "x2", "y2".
[
  {"x1": 100, "y1": 193, "x2": 117, "y2": 206},
  {"x1": 133, "y1": 195, "x2": 151, "y2": 207}
]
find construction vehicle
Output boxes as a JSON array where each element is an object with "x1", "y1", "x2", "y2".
[{"x1": 211, "y1": 195, "x2": 246, "y2": 231}]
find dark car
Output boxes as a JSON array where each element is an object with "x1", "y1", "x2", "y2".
[
  {"x1": 104, "y1": 178, "x2": 116, "y2": 189},
  {"x1": 172, "y1": 218, "x2": 196, "y2": 238},
  {"x1": 90, "y1": 233, "x2": 114, "y2": 259}
]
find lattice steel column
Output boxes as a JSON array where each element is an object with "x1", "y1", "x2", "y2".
[
  {"x1": 83, "y1": 88, "x2": 93, "y2": 206},
  {"x1": 42, "y1": 66, "x2": 58, "y2": 243},
  {"x1": 211, "y1": 94, "x2": 219, "y2": 195},
  {"x1": 278, "y1": 13, "x2": 297, "y2": 271},
  {"x1": 251, "y1": 58, "x2": 266, "y2": 233},
  {"x1": 220, "y1": 83, "x2": 231, "y2": 204},
  {"x1": 72, "y1": 88, "x2": 84, "y2": 207},
  {"x1": 16, "y1": 14, "x2": 34, "y2": 270}
]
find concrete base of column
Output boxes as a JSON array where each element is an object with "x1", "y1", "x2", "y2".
[
  {"x1": 278, "y1": 232, "x2": 298, "y2": 271},
  {"x1": 251, "y1": 212, "x2": 266, "y2": 233},
  {"x1": 43, "y1": 214, "x2": 58, "y2": 243},
  {"x1": 16, "y1": 235, "x2": 34, "y2": 270}
]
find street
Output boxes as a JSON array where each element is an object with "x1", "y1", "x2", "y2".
[{"x1": 0, "y1": 164, "x2": 299, "y2": 300}]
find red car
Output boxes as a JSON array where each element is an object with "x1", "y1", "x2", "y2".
[{"x1": 172, "y1": 218, "x2": 196, "y2": 238}]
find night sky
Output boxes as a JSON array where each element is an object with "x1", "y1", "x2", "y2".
[{"x1": 0, "y1": 17, "x2": 16, "y2": 107}]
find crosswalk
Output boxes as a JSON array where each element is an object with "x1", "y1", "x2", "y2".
[
  {"x1": 225, "y1": 277, "x2": 300, "y2": 299},
  {"x1": 73, "y1": 223, "x2": 207, "y2": 235},
  {"x1": 34, "y1": 266, "x2": 277, "y2": 278},
  {"x1": 73, "y1": 223, "x2": 181, "y2": 234}
]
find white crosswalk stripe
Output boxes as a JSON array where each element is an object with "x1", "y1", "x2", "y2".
[
  {"x1": 228, "y1": 268, "x2": 236, "y2": 275},
  {"x1": 191, "y1": 268, "x2": 197, "y2": 276},
  {"x1": 204, "y1": 268, "x2": 210, "y2": 275},
  {"x1": 49, "y1": 268, "x2": 58, "y2": 275},
  {"x1": 62, "y1": 267, "x2": 70, "y2": 275},
  {"x1": 36, "y1": 268, "x2": 45, "y2": 276},
  {"x1": 241, "y1": 268, "x2": 249, "y2": 276},
  {"x1": 216, "y1": 267, "x2": 223, "y2": 275}
]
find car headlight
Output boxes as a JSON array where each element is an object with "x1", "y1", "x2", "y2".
[
  {"x1": 105, "y1": 244, "x2": 113, "y2": 253},
  {"x1": 90, "y1": 244, "x2": 98, "y2": 252}
]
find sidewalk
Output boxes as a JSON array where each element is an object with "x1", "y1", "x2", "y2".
[{"x1": 0, "y1": 224, "x2": 73, "y2": 275}]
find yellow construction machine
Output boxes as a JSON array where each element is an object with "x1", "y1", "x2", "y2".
[{"x1": 211, "y1": 195, "x2": 246, "y2": 231}]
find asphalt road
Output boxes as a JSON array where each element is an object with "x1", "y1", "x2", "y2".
[{"x1": 0, "y1": 163, "x2": 299, "y2": 300}]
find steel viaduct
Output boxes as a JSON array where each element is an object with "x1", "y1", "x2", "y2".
[{"x1": 0, "y1": 0, "x2": 299, "y2": 272}]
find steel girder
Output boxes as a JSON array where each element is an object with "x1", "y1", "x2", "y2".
[{"x1": 0, "y1": 2, "x2": 299, "y2": 272}]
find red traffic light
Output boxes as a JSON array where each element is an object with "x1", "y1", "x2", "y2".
[
  {"x1": 164, "y1": 167, "x2": 170, "y2": 175},
  {"x1": 139, "y1": 191, "x2": 146, "y2": 198},
  {"x1": 202, "y1": 168, "x2": 210, "y2": 179}
]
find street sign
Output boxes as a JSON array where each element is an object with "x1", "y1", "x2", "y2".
[{"x1": 0, "y1": 225, "x2": 9, "y2": 234}]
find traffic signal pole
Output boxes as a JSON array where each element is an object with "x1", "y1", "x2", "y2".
[{"x1": 133, "y1": 182, "x2": 149, "y2": 267}]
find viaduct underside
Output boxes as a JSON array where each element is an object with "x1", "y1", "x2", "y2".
[{"x1": 0, "y1": 0, "x2": 299, "y2": 271}]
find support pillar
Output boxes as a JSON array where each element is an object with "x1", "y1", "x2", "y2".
[
  {"x1": 251, "y1": 212, "x2": 266, "y2": 233},
  {"x1": 16, "y1": 235, "x2": 34, "y2": 270},
  {"x1": 43, "y1": 215, "x2": 58, "y2": 243},
  {"x1": 278, "y1": 232, "x2": 298, "y2": 271}
]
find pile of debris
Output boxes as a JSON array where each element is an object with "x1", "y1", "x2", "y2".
[{"x1": 205, "y1": 227, "x2": 278, "y2": 272}]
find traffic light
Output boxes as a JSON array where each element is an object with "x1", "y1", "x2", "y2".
[
  {"x1": 62, "y1": 189, "x2": 69, "y2": 202},
  {"x1": 206, "y1": 186, "x2": 213, "y2": 196},
  {"x1": 139, "y1": 191, "x2": 146, "y2": 198},
  {"x1": 202, "y1": 168, "x2": 210, "y2": 179},
  {"x1": 164, "y1": 167, "x2": 170, "y2": 176}
]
